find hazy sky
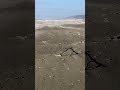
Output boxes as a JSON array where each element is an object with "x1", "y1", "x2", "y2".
[{"x1": 35, "y1": 0, "x2": 85, "y2": 20}]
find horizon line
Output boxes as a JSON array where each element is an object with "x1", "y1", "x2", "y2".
[{"x1": 35, "y1": 14, "x2": 85, "y2": 20}]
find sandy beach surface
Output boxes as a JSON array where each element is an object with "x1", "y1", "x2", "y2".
[{"x1": 35, "y1": 19, "x2": 85, "y2": 90}]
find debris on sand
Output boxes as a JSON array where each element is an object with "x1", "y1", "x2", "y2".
[{"x1": 54, "y1": 54, "x2": 62, "y2": 57}]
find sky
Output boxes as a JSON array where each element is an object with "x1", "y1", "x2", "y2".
[{"x1": 35, "y1": 0, "x2": 85, "y2": 20}]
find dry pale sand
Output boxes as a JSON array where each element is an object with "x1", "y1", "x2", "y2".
[{"x1": 35, "y1": 19, "x2": 85, "y2": 90}]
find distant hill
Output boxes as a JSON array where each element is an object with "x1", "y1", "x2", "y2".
[{"x1": 65, "y1": 15, "x2": 85, "y2": 20}]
